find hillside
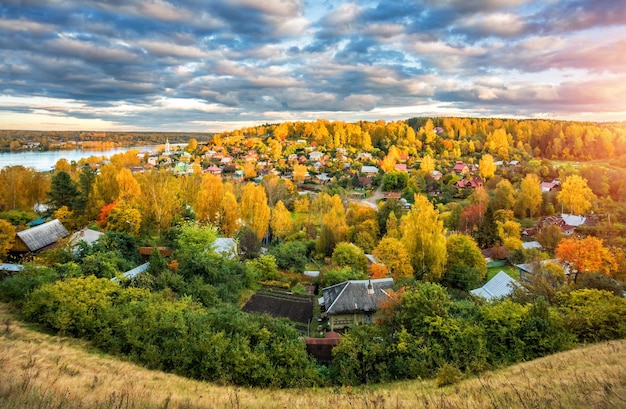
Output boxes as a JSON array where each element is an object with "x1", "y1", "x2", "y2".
[{"x1": 0, "y1": 303, "x2": 624, "y2": 409}]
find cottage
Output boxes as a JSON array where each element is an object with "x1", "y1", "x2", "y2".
[
  {"x1": 320, "y1": 278, "x2": 394, "y2": 332},
  {"x1": 16, "y1": 219, "x2": 69, "y2": 252},
  {"x1": 309, "y1": 151, "x2": 323, "y2": 161},
  {"x1": 360, "y1": 165, "x2": 379, "y2": 176},
  {"x1": 470, "y1": 271, "x2": 517, "y2": 301},
  {"x1": 540, "y1": 182, "x2": 558, "y2": 193}
]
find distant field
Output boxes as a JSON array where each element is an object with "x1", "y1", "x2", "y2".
[{"x1": 1, "y1": 302, "x2": 625, "y2": 409}]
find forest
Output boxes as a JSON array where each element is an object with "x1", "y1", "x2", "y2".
[{"x1": 0, "y1": 116, "x2": 625, "y2": 388}]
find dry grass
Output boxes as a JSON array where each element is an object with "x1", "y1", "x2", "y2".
[{"x1": 0, "y1": 302, "x2": 625, "y2": 409}]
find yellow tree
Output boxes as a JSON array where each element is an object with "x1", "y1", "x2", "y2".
[
  {"x1": 87, "y1": 163, "x2": 121, "y2": 219},
  {"x1": 270, "y1": 200, "x2": 293, "y2": 240},
  {"x1": 497, "y1": 219, "x2": 522, "y2": 252},
  {"x1": 116, "y1": 168, "x2": 141, "y2": 204},
  {"x1": 373, "y1": 237, "x2": 413, "y2": 278},
  {"x1": 243, "y1": 162, "x2": 257, "y2": 180},
  {"x1": 105, "y1": 201, "x2": 142, "y2": 237},
  {"x1": 0, "y1": 219, "x2": 16, "y2": 260},
  {"x1": 557, "y1": 175, "x2": 596, "y2": 215},
  {"x1": 240, "y1": 183, "x2": 270, "y2": 240},
  {"x1": 219, "y1": 191, "x2": 240, "y2": 237},
  {"x1": 136, "y1": 170, "x2": 182, "y2": 235},
  {"x1": 401, "y1": 194, "x2": 447, "y2": 281},
  {"x1": 420, "y1": 154, "x2": 435, "y2": 174},
  {"x1": 479, "y1": 154, "x2": 496, "y2": 180},
  {"x1": 195, "y1": 174, "x2": 224, "y2": 225},
  {"x1": 516, "y1": 173, "x2": 542, "y2": 218},
  {"x1": 293, "y1": 164, "x2": 308, "y2": 184}
]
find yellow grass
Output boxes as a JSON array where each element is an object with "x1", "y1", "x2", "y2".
[{"x1": 0, "y1": 302, "x2": 625, "y2": 409}]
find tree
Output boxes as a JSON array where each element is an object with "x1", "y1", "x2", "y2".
[
  {"x1": 195, "y1": 174, "x2": 224, "y2": 225},
  {"x1": 106, "y1": 201, "x2": 142, "y2": 237},
  {"x1": 0, "y1": 219, "x2": 16, "y2": 261},
  {"x1": 382, "y1": 170, "x2": 409, "y2": 191},
  {"x1": 479, "y1": 154, "x2": 496, "y2": 180},
  {"x1": 76, "y1": 164, "x2": 96, "y2": 213},
  {"x1": 241, "y1": 183, "x2": 270, "y2": 240},
  {"x1": 219, "y1": 191, "x2": 240, "y2": 237},
  {"x1": 48, "y1": 171, "x2": 80, "y2": 211},
  {"x1": 492, "y1": 179, "x2": 515, "y2": 211},
  {"x1": 293, "y1": 164, "x2": 307, "y2": 184},
  {"x1": 373, "y1": 237, "x2": 413, "y2": 278},
  {"x1": 555, "y1": 236, "x2": 617, "y2": 282},
  {"x1": 420, "y1": 155, "x2": 435, "y2": 174},
  {"x1": 557, "y1": 175, "x2": 596, "y2": 215},
  {"x1": 332, "y1": 242, "x2": 368, "y2": 272},
  {"x1": 270, "y1": 200, "x2": 293, "y2": 240},
  {"x1": 516, "y1": 173, "x2": 542, "y2": 218},
  {"x1": 536, "y1": 224, "x2": 564, "y2": 253},
  {"x1": 116, "y1": 168, "x2": 141, "y2": 204},
  {"x1": 401, "y1": 194, "x2": 447, "y2": 281},
  {"x1": 136, "y1": 170, "x2": 182, "y2": 235},
  {"x1": 444, "y1": 234, "x2": 486, "y2": 290},
  {"x1": 497, "y1": 220, "x2": 523, "y2": 252}
]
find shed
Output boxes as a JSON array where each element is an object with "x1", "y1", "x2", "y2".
[
  {"x1": 16, "y1": 219, "x2": 69, "y2": 252},
  {"x1": 212, "y1": 238, "x2": 238, "y2": 259}
]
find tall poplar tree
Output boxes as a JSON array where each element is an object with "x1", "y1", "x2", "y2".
[
  {"x1": 401, "y1": 194, "x2": 447, "y2": 281},
  {"x1": 241, "y1": 183, "x2": 270, "y2": 240}
]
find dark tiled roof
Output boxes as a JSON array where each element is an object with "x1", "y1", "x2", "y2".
[{"x1": 322, "y1": 278, "x2": 394, "y2": 314}]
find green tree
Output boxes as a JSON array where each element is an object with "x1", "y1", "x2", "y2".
[
  {"x1": 401, "y1": 194, "x2": 447, "y2": 281},
  {"x1": 444, "y1": 234, "x2": 486, "y2": 290},
  {"x1": 48, "y1": 171, "x2": 80, "y2": 211},
  {"x1": 492, "y1": 179, "x2": 515, "y2": 211},
  {"x1": 332, "y1": 242, "x2": 368, "y2": 272}
]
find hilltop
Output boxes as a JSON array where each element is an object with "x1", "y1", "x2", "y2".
[{"x1": 0, "y1": 302, "x2": 624, "y2": 409}]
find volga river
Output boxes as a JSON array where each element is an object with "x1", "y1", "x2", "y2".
[{"x1": 0, "y1": 145, "x2": 160, "y2": 172}]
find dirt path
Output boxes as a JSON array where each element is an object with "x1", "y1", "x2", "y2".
[{"x1": 360, "y1": 184, "x2": 384, "y2": 210}]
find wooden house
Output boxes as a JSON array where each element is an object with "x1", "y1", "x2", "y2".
[{"x1": 320, "y1": 278, "x2": 394, "y2": 332}]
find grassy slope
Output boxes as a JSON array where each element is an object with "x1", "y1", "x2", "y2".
[{"x1": 0, "y1": 302, "x2": 625, "y2": 409}]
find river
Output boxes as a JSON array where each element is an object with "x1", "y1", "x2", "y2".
[{"x1": 0, "y1": 145, "x2": 161, "y2": 172}]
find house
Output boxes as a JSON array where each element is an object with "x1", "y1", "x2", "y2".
[
  {"x1": 69, "y1": 227, "x2": 104, "y2": 249},
  {"x1": 320, "y1": 278, "x2": 394, "y2": 332},
  {"x1": 394, "y1": 164, "x2": 408, "y2": 172},
  {"x1": 16, "y1": 219, "x2": 69, "y2": 252},
  {"x1": 315, "y1": 173, "x2": 332, "y2": 184},
  {"x1": 309, "y1": 151, "x2": 323, "y2": 161},
  {"x1": 360, "y1": 165, "x2": 379, "y2": 176},
  {"x1": 470, "y1": 271, "x2": 517, "y2": 301},
  {"x1": 205, "y1": 164, "x2": 222, "y2": 175},
  {"x1": 540, "y1": 182, "x2": 558, "y2": 193},
  {"x1": 452, "y1": 161, "x2": 469, "y2": 174},
  {"x1": 515, "y1": 259, "x2": 570, "y2": 283}
]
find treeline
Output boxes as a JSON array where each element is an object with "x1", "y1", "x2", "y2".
[
  {"x1": 0, "y1": 130, "x2": 212, "y2": 151},
  {"x1": 213, "y1": 117, "x2": 626, "y2": 161}
]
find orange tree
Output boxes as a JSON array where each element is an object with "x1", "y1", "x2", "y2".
[{"x1": 555, "y1": 236, "x2": 617, "y2": 282}]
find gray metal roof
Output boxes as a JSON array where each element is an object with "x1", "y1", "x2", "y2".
[
  {"x1": 470, "y1": 271, "x2": 517, "y2": 301},
  {"x1": 0, "y1": 263, "x2": 24, "y2": 272},
  {"x1": 121, "y1": 262, "x2": 150, "y2": 280},
  {"x1": 322, "y1": 278, "x2": 394, "y2": 314},
  {"x1": 16, "y1": 219, "x2": 69, "y2": 251}
]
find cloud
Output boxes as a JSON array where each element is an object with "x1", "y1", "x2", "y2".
[{"x1": 0, "y1": 0, "x2": 624, "y2": 131}]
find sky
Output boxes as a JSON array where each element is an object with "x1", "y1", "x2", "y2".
[{"x1": 0, "y1": 0, "x2": 625, "y2": 133}]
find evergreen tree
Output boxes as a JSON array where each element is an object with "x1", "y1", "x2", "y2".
[{"x1": 48, "y1": 171, "x2": 80, "y2": 211}]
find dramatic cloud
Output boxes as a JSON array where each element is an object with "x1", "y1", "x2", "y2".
[{"x1": 0, "y1": 0, "x2": 624, "y2": 132}]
